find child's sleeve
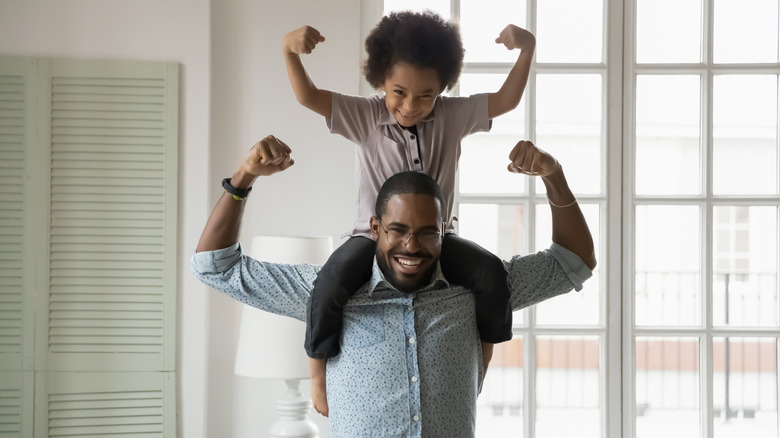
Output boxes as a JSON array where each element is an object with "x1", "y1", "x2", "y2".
[
  {"x1": 326, "y1": 92, "x2": 388, "y2": 144},
  {"x1": 441, "y1": 93, "x2": 492, "y2": 138}
]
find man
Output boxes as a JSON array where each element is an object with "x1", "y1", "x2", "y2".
[{"x1": 192, "y1": 135, "x2": 596, "y2": 437}]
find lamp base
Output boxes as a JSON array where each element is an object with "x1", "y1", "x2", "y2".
[{"x1": 270, "y1": 379, "x2": 319, "y2": 438}]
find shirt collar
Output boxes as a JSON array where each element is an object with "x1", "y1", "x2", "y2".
[{"x1": 367, "y1": 257, "x2": 450, "y2": 296}]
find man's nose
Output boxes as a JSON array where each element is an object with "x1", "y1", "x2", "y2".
[{"x1": 402, "y1": 232, "x2": 422, "y2": 252}]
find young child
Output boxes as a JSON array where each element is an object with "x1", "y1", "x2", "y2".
[{"x1": 282, "y1": 10, "x2": 535, "y2": 416}]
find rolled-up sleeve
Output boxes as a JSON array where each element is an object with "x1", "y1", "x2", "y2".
[
  {"x1": 190, "y1": 243, "x2": 319, "y2": 321},
  {"x1": 506, "y1": 243, "x2": 593, "y2": 311}
]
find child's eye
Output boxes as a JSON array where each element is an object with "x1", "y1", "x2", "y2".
[{"x1": 393, "y1": 90, "x2": 404, "y2": 95}]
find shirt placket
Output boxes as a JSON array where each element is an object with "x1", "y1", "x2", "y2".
[
  {"x1": 404, "y1": 128, "x2": 423, "y2": 172},
  {"x1": 403, "y1": 295, "x2": 422, "y2": 437}
]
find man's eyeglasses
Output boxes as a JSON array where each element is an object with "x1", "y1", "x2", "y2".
[{"x1": 379, "y1": 221, "x2": 442, "y2": 249}]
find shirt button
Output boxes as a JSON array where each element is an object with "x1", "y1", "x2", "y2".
[
  {"x1": 413, "y1": 415, "x2": 420, "y2": 422},
  {"x1": 409, "y1": 338, "x2": 415, "y2": 344},
  {"x1": 410, "y1": 135, "x2": 416, "y2": 140},
  {"x1": 411, "y1": 376, "x2": 418, "y2": 382},
  {"x1": 413, "y1": 158, "x2": 420, "y2": 165}
]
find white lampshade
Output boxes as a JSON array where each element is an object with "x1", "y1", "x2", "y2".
[{"x1": 234, "y1": 235, "x2": 333, "y2": 379}]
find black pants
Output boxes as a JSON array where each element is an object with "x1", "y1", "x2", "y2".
[{"x1": 304, "y1": 234, "x2": 513, "y2": 358}]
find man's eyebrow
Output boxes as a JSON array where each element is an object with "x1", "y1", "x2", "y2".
[{"x1": 386, "y1": 222, "x2": 439, "y2": 231}]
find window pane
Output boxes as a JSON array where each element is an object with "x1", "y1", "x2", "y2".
[
  {"x1": 536, "y1": 335, "x2": 601, "y2": 438},
  {"x1": 536, "y1": 74, "x2": 602, "y2": 195},
  {"x1": 635, "y1": 75, "x2": 701, "y2": 195},
  {"x1": 635, "y1": 205, "x2": 701, "y2": 326},
  {"x1": 536, "y1": 203, "x2": 601, "y2": 326},
  {"x1": 461, "y1": 0, "x2": 526, "y2": 63},
  {"x1": 714, "y1": 0, "x2": 780, "y2": 63},
  {"x1": 458, "y1": 203, "x2": 526, "y2": 325},
  {"x1": 383, "y1": 0, "x2": 450, "y2": 17},
  {"x1": 635, "y1": 337, "x2": 700, "y2": 438},
  {"x1": 536, "y1": 0, "x2": 603, "y2": 63},
  {"x1": 459, "y1": 73, "x2": 527, "y2": 195},
  {"x1": 713, "y1": 337, "x2": 778, "y2": 438},
  {"x1": 477, "y1": 337, "x2": 524, "y2": 436},
  {"x1": 460, "y1": 135, "x2": 528, "y2": 194},
  {"x1": 713, "y1": 206, "x2": 779, "y2": 327},
  {"x1": 713, "y1": 75, "x2": 778, "y2": 195},
  {"x1": 460, "y1": 73, "x2": 527, "y2": 137},
  {"x1": 458, "y1": 203, "x2": 525, "y2": 259},
  {"x1": 636, "y1": 0, "x2": 701, "y2": 63}
]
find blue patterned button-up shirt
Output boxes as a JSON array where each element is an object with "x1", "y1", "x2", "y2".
[{"x1": 191, "y1": 242, "x2": 591, "y2": 438}]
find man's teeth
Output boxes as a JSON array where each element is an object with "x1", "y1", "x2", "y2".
[{"x1": 397, "y1": 258, "x2": 422, "y2": 267}]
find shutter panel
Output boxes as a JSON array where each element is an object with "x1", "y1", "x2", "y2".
[
  {"x1": 0, "y1": 58, "x2": 35, "y2": 373},
  {"x1": 36, "y1": 372, "x2": 175, "y2": 438},
  {"x1": 1, "y1": 56, "x2": 177, "y2": 438},
  {"x1": 0, "y1": 372, "x2": 33, "y2": 438},
  {"x1": 39, "y1": 59, "x2": 178, "y2": 372}
]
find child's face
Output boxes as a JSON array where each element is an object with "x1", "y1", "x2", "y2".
[{"x1": 379, "y1": 61, "x2": 443, "y2": 128}]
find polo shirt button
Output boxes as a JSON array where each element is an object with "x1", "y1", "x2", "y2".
[
  {"x1": 409, "y1": 338, "x2": 415, "y2": 344},
  {"x1": 411, "y1": 376, "x2": 418, "y2": 382},
  {"x1": 410, "y1": 135, "x2": 416, "y2": 140},
  {"x1": 413, "y1": 158, "x2": 420, "y2": 164},
  {"x1": 413, "y1": 415, "x2": 420, "y2": 422}
]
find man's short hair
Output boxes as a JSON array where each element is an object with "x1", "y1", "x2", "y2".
[{"x1": 375, "y1": 171, "x2": 444, "y2": 219}]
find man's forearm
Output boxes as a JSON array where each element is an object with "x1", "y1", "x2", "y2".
[
  {"x1": 195, "y1": 171, "x2": 257, "y2": 253},
  {"x1": 542, "y1": 168, "x2": 597, "y2": 270}
]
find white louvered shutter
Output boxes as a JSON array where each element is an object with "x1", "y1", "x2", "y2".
[
  {"x1": 0, "y1": 57, "x2": 36, "y2": 438},
  {"x1": 39, "y1": 59, "x2": 178, "y2": 373},
  {"x1": 0, "y1": 57, "x2": 177, "y2": 438},
  {"x1": 37, "y1": 372, "x2": 175, "y2": 437}
]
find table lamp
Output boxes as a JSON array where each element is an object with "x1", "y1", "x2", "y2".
[{"x1": 234, "y1": 235, "x2": 333, "y2": 438}]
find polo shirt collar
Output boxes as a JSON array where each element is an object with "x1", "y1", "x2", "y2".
[{"x1": 367, "y1": 257, "x2": 450, "y2": 296}]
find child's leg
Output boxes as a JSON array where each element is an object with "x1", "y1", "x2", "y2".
[
  {"x1": 440, "y1": 234, "x2": 512, "y2": 343},
  {"x1": 310, "y1": 358, "x2": 329, "y2": 417},
  {"x1": 306, "y1": 236, "x2": 374, "y2": 417},
  {"x1": 305, "y1": 236, "x2": 376, "y2": 358}
]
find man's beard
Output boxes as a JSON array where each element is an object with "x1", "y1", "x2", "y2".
[{"x1": 375, "y1": 248, "x2": 436, "y2": 293}]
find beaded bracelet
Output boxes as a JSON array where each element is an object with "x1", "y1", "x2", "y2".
[{"x1": 548, "y1": 198, "x2": 578, "y2": 208}]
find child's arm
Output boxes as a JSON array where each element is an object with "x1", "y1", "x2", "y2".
[
  {"x1": 282, "y1": 26, "x2": 333, "y2": 118},
  {"x1": 488, "y1": 25, "x2": 536, "y2": 119}
]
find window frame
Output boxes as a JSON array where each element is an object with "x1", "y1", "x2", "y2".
[{"x1": 360, "y1": 1, "x2": 779, "y2": 437}]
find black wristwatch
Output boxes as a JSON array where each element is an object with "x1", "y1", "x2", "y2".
[{"x1": 222, "y1": 177, "x2": 252, "y2": 201}]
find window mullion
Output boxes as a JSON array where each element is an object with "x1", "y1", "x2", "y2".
[{"x1": 606, "y1": 0, "x2": 626, "y2": 436}]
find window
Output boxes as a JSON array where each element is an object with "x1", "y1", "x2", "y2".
[
  {"x1": 368, "y1": 0, "x2": 779, "y2": 437},
  {"x1": 629, "y1": 0, "x2": 779, "y2": 436}
]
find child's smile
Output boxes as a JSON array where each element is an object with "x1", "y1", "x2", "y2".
[{"x1": 380, "y1": 61, "x2": 442, "y2": 127}]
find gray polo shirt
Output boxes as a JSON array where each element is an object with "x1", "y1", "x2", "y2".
[{"x1": 327, "y1": 92, "x2": 491, "y2": 237}]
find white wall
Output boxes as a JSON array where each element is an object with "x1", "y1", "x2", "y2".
[{"x1": 0, "y1": 0, "x2": 361, "y2": 436}]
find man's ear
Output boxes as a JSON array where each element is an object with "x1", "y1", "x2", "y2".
[{"x1": 369, "y1": 216, "x2": 380, "y2": 241}]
